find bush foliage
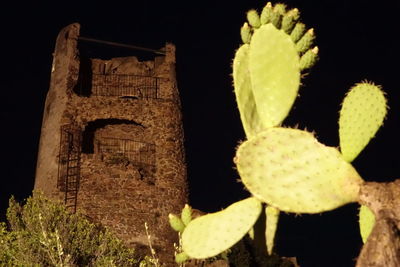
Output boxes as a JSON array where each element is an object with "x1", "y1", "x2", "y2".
[{"x1": 0, "y1": 192, "x2": 146, "y2": 267}]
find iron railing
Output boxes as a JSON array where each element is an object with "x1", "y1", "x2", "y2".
[
  {"x1": 97, "y1": 137, "x2": 156, "y2": 167},
  {"x1": 91, "y1": 73, "x2": 160, "y2": 98}
]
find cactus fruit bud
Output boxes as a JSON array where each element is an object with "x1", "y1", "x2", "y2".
[
  {"x1": 181, "y1": 204, "x2": 192, "y2": 226},
  {"x1": 288, "y1": 8, "x2": 300, "y2": 20},
  {"x1": 268, "y1": 3, "x2": 286, "y2": 28},
  {"x1": 300, "y1": 46, "x2": 319, "y2": 70},
  {"x1": 270, "y1": 10, "x2": 282, "y2": 29},
  {"x1": 274, "y1": 3, "x2": 287, "y2": 15},
  {"x1": 281, "y1": 8, "x2": 299, "y2": 34},
  {"x1": 181, "y1": 197, "x2": 262, "y2": 259},
  {"x1": 290, "y1": 22, "x2": 306, "y2": 43},
  {"x1": 260, "y1": 2, "x2": 273, "y2": 24},
  {"x1": 175, "y1": 251, "x2": 190, "y2": 263},
  {"x1": 247, "y1": 9, "x2": 261, "y2": 28},
  {"x1": 296, "y1": 28, "x2": 315, "y2": 54},
  {"x1": 359, "y1": 205, "x2": 376, "y2": 243},
  {"x1": 266, "y1": 206, "x2": 280, "y2": 255},
  {"x1": 235, "y1": 128, "x2": 364, "y2": 213},
  {"x1": 169, "y1": 213, "x2": 185, "y2": 233},
  {"x1": 339, "y1": 82, "x2": 387, "y2": 162},
  {"x1": 240, "y1": 23, "x2": 252, "y2": 44}
]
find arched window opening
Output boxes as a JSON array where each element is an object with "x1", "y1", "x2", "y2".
[{"x1": 81, "y1": 119, "x2": 155, "y2": 183}]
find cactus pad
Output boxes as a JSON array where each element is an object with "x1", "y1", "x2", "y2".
[
  {"x1": 234, "y1": 3, "x2": 318, "y2": 137},
  {"x1": 169, "y1": 213, "x2": 185, "y2": 233},
  {"x1": 339, "y1": 82, "x2": 387, "y2": 162},
  {"x1": 175, "y1": 252, "x2": 190, "y2": 263},
  {"x1": 248, "y1": 24, "x2": 300, "y2": 128},
  {"x1": 235, "y1": 128, "x2": 364, "y2": 213},
  {"x1": 181, "y1": 204, "x2": 192, "y2": 226},
  {"x1": 266, "y1": 206, "x2": 280, "y2": 254},
  {"x1": 359, "y1": 205, "x2": 376, "y2": 243},
  {"x1": 233, "y1": 44, "x2": 263, "y2": 138},
  {"x1": 181, "y1": 197, "x2": 262, "y2": 259}
]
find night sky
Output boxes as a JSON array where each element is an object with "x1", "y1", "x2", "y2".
[{"x1": 1, "y1": 1, "x2": 400, "y2": 266}]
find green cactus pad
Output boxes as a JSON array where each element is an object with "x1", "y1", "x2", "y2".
[
  {"x1": 359, "y1": 205, "x2": 375, "y2": 243},
  {"x1": 169, "y1": 213, "x2": 185, "y2": 233},
  {"x1": 175, "y1": 252, "x2": 190, "y2": 263},
  {"x1": 248, "y1": 23, "x2": 300, "y2": 128},
  {"x1": 339, "y1": 82, "x2": 387, "y2": 162},
  {"x1": 234, "y1": 3, "x2": 318, "y2": 137},
  {"x1": 181, "y1": 204, "x2": 192, "y2": 226},
  {"x1": 235, "y1": 128, "x2": 364, "y2": 213},
  {"x1": 266, "y1": 206, "x2": 280, "y2": 255},
  {"x1": 233, "y1": 44, "x2": 263, "y2": 138},
  {"x1": 181, "y1": 197, "x2": 262, "y2": 259}
]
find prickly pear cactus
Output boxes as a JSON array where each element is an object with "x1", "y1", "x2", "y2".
[
  {"x1": 338, "y1": 81, "x2": 387, "y2": 243},
  {"x1": 181, "y1": 197, "x2": 262, "y2": 259},
  {"x1": 233, "y1": 2, "x2": 318, "y2": 138},
  {"x1": 233, "y1": 1, "x2": 318, "y2": 255},
  {"x1": 339, "y1": 82, "x2": 387, "y2": 163},
  {"x1": 235, "y1": 127, "x2": 364, "y2": 213},
  {"x1": 169, "y1": 2, "x2": 393, "y2": 264}
]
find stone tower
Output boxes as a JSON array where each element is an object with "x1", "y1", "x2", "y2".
[{"x1": 34, "y1": 23, "x2": 188, "y2": 263}]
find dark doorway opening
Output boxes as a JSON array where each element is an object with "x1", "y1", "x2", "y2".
[{"x1": 81, "y1": 119, "x2": 143, "y2": 154}]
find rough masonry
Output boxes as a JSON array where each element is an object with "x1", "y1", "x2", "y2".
[{"x1": 34, "y1": 23, "x2": 188, "y2": 264}]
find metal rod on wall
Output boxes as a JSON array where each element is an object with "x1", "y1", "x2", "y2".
[{"x1": 78, "y1": 36, "x2": 166, "y2": 55}]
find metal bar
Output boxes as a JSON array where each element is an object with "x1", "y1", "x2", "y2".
[{"x1": 78, "y1": 36, "x2": 166, "y2": 55}]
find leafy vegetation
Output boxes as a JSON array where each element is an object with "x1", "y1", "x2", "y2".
[{"x1": 0, "y1": 192, "x2": 149, "y2": 266}]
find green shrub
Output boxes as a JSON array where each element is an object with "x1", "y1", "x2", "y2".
[{"x1": 0, "y1": 192, "x2": 144, "y2": 266}]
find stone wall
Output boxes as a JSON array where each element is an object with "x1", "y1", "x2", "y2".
[{"x1": 34, "y1": 23, "x2": 188, "y2": 264}]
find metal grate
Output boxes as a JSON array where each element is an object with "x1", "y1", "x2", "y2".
[
  {"x1": 97, "y1": 137, "x2": 156, "y2": 167},
  {"x1": 57, "y1": 125, "x2": 82, "y2": 213},
  {"x1": 92, "y1": 74, "x2": 159, "y2": 98}
]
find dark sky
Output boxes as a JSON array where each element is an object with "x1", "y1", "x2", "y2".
[{"x1": 1, "y1": 1, "x2": 400, "y2": 266}]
